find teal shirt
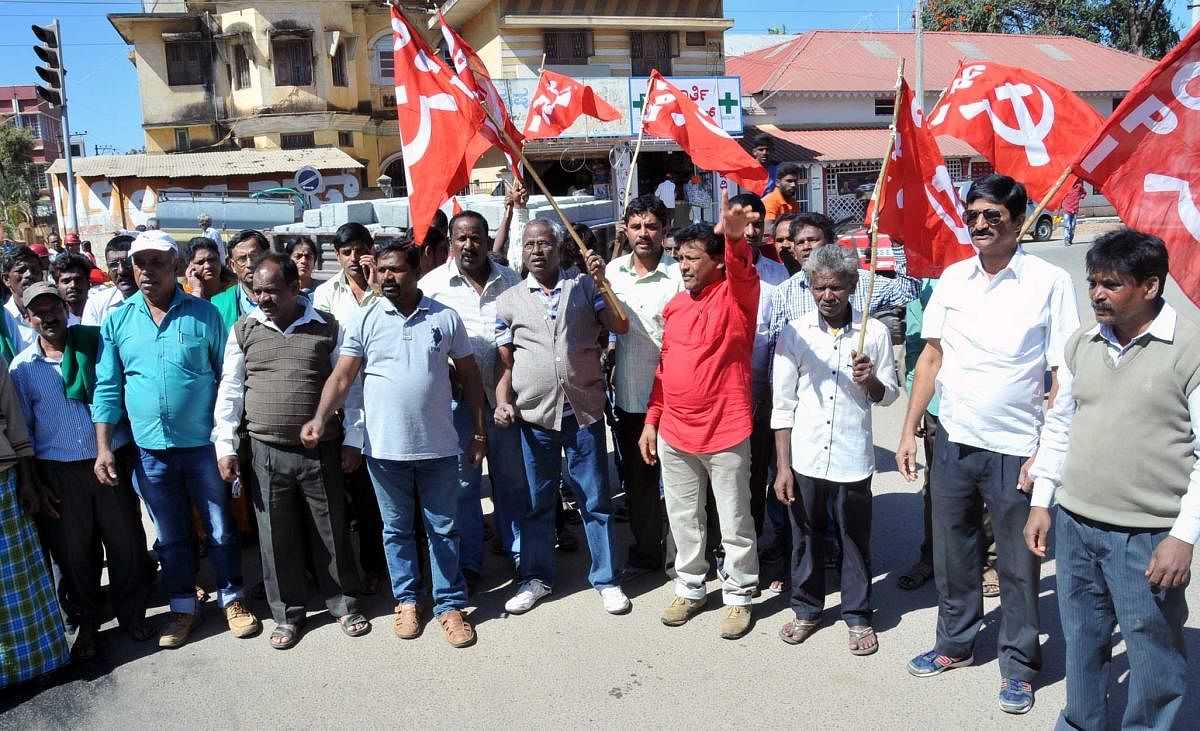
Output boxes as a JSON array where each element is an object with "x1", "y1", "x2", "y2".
[
  {"x1": 904, "y1": 278, "x2": 940, "y2": 418},
  {"x1": 92, "y1": 287, "x2": 227, "y2": 449}
]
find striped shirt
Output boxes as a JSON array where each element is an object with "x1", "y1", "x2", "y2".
[
  {"x1": 10, "y1": 339, "x2": 131, "y2": 462},
  {"x1": 605, "y1": 252, "x2": 682, "y2": 413}
]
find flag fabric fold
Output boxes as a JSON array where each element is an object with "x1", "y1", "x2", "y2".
[
  {"x1": 1074, "y1": 24, "x2": 1200, "y2": 306},
  {"x1": 640, "y1": 71, "x2": 767, "y2": 195},
  {"x1": 390, "y1": 6, "x2": 483, "y2": 245},
  {"x1": 440, "y1": 12, "x2": 524, "y2": 175},
  {"x1": 870, "y1": 78, "x2": 974, "y2": 278},
  {"x1": 928, "y1": 61, "x2": 1104, "y2": 207},
  {"x1": 523, "y1": 70, "x2": 622, "y2": 140}
]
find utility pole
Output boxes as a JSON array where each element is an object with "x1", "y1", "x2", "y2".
[
  {"x1": 32, "y1": 20, "x2": 78, "y2": 234},
  {"x1": 914, "y1": 0, "x2": 925, "y2": 112}
]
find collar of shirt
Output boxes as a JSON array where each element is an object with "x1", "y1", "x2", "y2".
[
  {"x1": 1091, "y1": 301, "x2": 1177, "y2": 354},
  {"x1": 248, "y1": 298, "x2": 327, "y2": 334},
  {"x1": 133, "y1": 285, "x2": 190, "y2": 318},
  {"x1": 377, "y1": 293, "x2": 432, "y2": 320},
  {"x1": 236, "y1": 283, "x2": 256, "y2": 315},
  {"x1": 448, "y1": 257, "x2": 507, "y2": 292},
  {"x1": 617, "y1": 252, "x2": 675, "y2": 279},
  {"x1": 803, "y1": 307, "x2": 863, "y2": 334},
  {"x1": 27, "y1": 337, "x2": 61, "y2": 364},
  {"x1": 967, "y1": 247, "x2": 1026, "y2": 285},
  {"x1": 525, "y1": 271, "x2": 566, "y2": 293}
]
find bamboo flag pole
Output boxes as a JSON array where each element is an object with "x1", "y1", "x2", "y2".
[
  {"x1": 1018, "y1": 165, "x2": 1074, "y2": 241},
  {"x1": 857, "y1": 57, "x2": 906, "y2": 355},
  {"x1": 479, "y1": 103, "x2": 628, "y2": 323},
  {"x1": 622, "y1": 124, "x2": 647, "y2": 215}
]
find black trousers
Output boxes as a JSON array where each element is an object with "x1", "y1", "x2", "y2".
[
  {"x1": 788, "y1": 471, "x2": 873, "y2": 625},
  {"x1": 613, "y1": 408, "x2": 664, "y2": 569},
  {"x1": 345, "y1": 461, "x2": 386, "y2": 576},
  {"x1": 931, "y1": 429, "x2": 1041, "y2": 681},
  {"x1": 918, "y1": 413, "x2": 997, "y2": 568},
  {"x1": 748, "y1": 408, "x2": 774, "y2": 538},
  {"x1": 249, "y1": 438, "x2": 362, "y2": 625},
  {"x1": 36, "y1": 451, "x2": 149, "y2": 629}
]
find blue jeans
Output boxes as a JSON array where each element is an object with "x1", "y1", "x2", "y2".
[
  {"x1": 133, "y1": 445, "x2": 244, "y2": 614},
  {"x1": 1054, "y1": 507, "x2": 1188, "y2": 731},
  {"x1": 1063, "y1": 212, "x2": 1078, "y2": 243},
  {"x1": 518, "y1": 414, "x2": 618, "y2": 590},
  {"x1": 366, "y1": 455, "x2": 467, "y2": 616},
  {"x1": 452, "y1": 401, "x2": 526, "y2": 573}
]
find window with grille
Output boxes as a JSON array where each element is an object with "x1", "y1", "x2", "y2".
[
  {"x1": 374, "y1": 34, "x2": 393, "y2": 84},
  {"x1": 630, "y1": 31, "x2": 678, "y2": 76},
  {"x1": 238, "y1": 137, "x2": 256, "y2": 149},
  {"x1": 331, "y1": 44, "x2": 349, "y2": 87},
  {"x1": 543, "y1": 30, "x2": 593, "y2": 65},
  {"x1": 272, "y1": 37, "x2": 313, "y2": 86},
  {"x1": 685, "y1": 32, "x2": 706, "y2": 47},
  {"x1": 31, "y1": 165, "x2": 48, "y2": 192},
  {"x1": 174, "y1": 128, "x2": 190, "y2": 151},
  {"x1": 165, "y1": 41, "x2": 210, "y2": 86},
  {"x1": 232, "y1": 45, "x2": 251, "y2": 89},
  {"x1": 874, "y1": 98, "x2": 894, "y2": 116},
  {"x1": 338, "y1": 130, "x2": 353, "y2": 147},
  {"x1": 280, "y1": 132, "x2": 315, "y2": 150},
  {"x1": 17, "y1": 114, "x2": 42, "y2": 140}
]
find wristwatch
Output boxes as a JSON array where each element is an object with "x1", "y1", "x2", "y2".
[{"x1": 472, "y1": 434, "x2": 488, "y2": 443}]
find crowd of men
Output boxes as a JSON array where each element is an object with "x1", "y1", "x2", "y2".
[{"x1": 0, "y1": 170, "x2": 1195, "y2": 728}]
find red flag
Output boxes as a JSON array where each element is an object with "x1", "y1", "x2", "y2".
[
  {"x1": 928, "y1": 61, "x2": 1104, "y2": 207},
  {"x1": 870, "y1": 79, "x2": 974, "y2": 278},
  {"x1": 523, "y1": 70, "x2": 622, "y2": 140},
  {"x1": 439, "y1": 12, "x2": 524, "y2": 176},
  {"x1": 1074, "y1": 25, "x2": 1200, "y2": 306},
  {"x1": 640, "y1": 71, "x2": 767, "y2": 195},
  {"x1": 390, "y1": 7, "x2": 482, "y2": 245}
]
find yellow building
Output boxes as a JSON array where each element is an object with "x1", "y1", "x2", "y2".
[{"x1": 108, "y1": 0, "x2": 734, "y2": 206}]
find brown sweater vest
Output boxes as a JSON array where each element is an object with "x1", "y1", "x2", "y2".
[{"x1": 235, "y1": 311, "x2": 341, "y2": 446}]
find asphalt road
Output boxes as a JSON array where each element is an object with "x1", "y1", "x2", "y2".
[{"x1": 3, "y1": 227, "x2": 1199, "y2": 730}]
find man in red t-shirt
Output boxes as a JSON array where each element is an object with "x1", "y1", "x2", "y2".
[
  {"x1": 639, "y1": 192, "x2": 761, "y2": 640},
  {"x1": 1061, "y1": 179, "x2": 1086, "y2": 247}
]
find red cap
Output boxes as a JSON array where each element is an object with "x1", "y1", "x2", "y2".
[
  {"x1": 29, "y1": 244, "x2": 50, "y2": 257},
  {"x1": 64, "y1": 233, "x2": 81, "y2": 244}
]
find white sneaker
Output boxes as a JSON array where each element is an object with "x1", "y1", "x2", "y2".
[
  {"x1": 504, "y1": 579, "x2": 551, "y2": 614},
  {"x1": 599, "y1": 586, "x2": 631, "y2": 615}
]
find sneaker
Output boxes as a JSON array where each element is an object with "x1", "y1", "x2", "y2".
[
  {"x1": 998, "y1": 678, "x2": 1035, "y2": 714},
  {"x1": 158, "y1": 611, "x2": 199, "y2": 649},
  {"x1": 718, "y1": 605, "x2": 752, "y2": 639},
  {"x1": 661, "y1": 595, "x2": 707, "y2": 626},
  {"x1": 504, "y1": 579, "x2": 551, "y2": 614},
  {"x1": 907, "y1": 650, "x2": 974, "y2": 677},
  {"x1": 438, "y1": 609, "x2": 476, "y2": 648},
  {"x1": 599, "y1": 586, "x2": 631, "y2": 614},
  {"x1": 224, "y1": 601, "x2": 261, "y2": 638}
]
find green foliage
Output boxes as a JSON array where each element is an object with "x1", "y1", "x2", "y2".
[
  {"x1": 922, "y1": 0, "x2": 1180, "y2": 59},
  {"x1": 768, "y1": 24, "x2": 788, "y2": 35},
  {"x1": 0, "y1": 126, "x2": 38, "y2": 239}
]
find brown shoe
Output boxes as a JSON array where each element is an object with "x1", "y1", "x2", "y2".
[
  {"x1": 159, "y1": 612, "x2": 200, "y2": 649},
  {"x1": 438, "y1": 609, "x2": 476, "y2": 648},
  {"x1": 394, "y1": 603, "x2": 421, "y2": 639},
  {"x1": 224, "y1": 601, "x2": 261, "y2": 638}
]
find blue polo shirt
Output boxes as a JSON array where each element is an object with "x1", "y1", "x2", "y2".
[
  {"x1": 341, "y1": 294, "x2": 472, "y2": 461},
  {"x1": 92, "y1": 287, "x2": 226, "y2": 450}
]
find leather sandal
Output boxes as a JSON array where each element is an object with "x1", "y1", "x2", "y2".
[
  {"x1": 394, "y1": 603, "x2": 421, "y2": 639},
  {"x1": 438, "y1": 609, "x2": 476, "y2": 648}
]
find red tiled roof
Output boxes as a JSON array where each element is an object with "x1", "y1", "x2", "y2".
[
  {"x1": 742, "y1": 125, "x2": 978, "y2": 164},
  {"x1": 730, "y1": 31, "x2": 1159, "y2": 95}
]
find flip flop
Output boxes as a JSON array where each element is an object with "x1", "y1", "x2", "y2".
[
  {"x1": 779, "y1": 618, "x2": 820, "y2": 645},
  {"x1": 269, "y1": 622, "x2": 304, "y2": 650},
  {"x1": 848, "y1": 625, "x2": 879, "y2": 656},
  {"x1": 982, "y1": 567, "x2": 1000, "y2": 598},
  {"x1": 338, "y1": 613, "x2": 371, "y2": 638}
]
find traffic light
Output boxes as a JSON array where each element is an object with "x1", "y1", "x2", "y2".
[{"x1": 32, "y1": 21, "x2": 64, "y2": 107}]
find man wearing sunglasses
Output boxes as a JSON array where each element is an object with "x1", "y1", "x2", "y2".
[
  {"x1": 897, "y1": 174, "x2": 1080, "y2": 714},
  {"x1": 82, "y1": 235, "x2": 138, "y2": 327}
]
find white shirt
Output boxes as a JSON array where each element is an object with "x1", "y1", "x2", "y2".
[
  {"x1": 211, "y1": 302, "x2": 362, "y2": 458},
  {"x1": 605, "y1": 251, "x2": 682, "y2": 413},
  {"x1": 3, "y1": 297, "x2": 37, "y2": 352},
  {"x1": 506, "y1": 207, "x2": 531, "y2": 272},
  {"x1": 752, "y1": 255, "x2": 789, "y2": 401},
  {"x1": 922, "y1": 249, "x2": 1079, "y2": 457},
  {"x1": 81, "y1": 285, "x2": 129, "y2": 327},
  {"x1": 655, "y1": 179, "x2": 676, "y2": 209},
  {"x1": 420, "y1": 257, "x2": 522, "y2": 408},
  {"x1": 1030, "y1": 304, "x2": 1200, "y2": 544},
  {"x1": 772, "y1": 310, "x2": 899, "y2": 482},
  {"x1": 312, "y1": 270, "x2": 377, "y2": 327}
]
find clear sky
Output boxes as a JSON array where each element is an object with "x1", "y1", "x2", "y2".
[{"x1": 0, "y1": 0, "x2": 1193, "y2": 155}]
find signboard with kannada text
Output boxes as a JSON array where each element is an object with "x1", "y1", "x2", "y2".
[{"x1": 628, "y1": 76, "x2": 744, "y2": 136}]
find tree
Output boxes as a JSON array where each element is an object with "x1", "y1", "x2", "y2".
[
  {"x1": 923, "y1": 0, "x2": 1180, "y2": 59},
  {"x1": 768, "y1": 24, "x2": 788, "y2": 35},
  {"x1": 0, "y1": 126, "x2": 38, "y2": 239}
]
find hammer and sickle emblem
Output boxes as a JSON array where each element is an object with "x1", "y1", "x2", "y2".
[{"x1": 960, "y1": 83, "x2": 1055, "y2": 167}]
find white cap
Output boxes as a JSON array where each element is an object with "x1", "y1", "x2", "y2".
[{"x1": 129, "y1": 229, "x2": 178, "y2": 255}]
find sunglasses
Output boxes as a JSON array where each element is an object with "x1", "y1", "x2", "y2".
[{"x1": 962, "y1": 208, "x2": 1006, "y2": 226}]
